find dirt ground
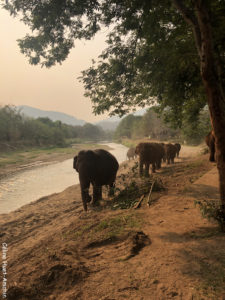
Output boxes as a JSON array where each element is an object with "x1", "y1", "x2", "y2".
[{"x1": 0, "y1": 144, "x2": 225, "y2": 300}]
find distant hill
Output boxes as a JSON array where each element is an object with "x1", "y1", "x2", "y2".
[
  {"x1": 17, "y1": 105, "x2": 86, "y2": 126},
  {"x1": 17, "y1": 105, "x2": 148, "y2": 130}
]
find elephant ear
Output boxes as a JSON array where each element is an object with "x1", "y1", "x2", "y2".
[{"x1": 73, "y1": 156, "x2": 78, "y2": 171}]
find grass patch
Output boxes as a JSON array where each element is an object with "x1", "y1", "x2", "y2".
[
  {"x1": 69, "y1": 212, "x2": 143, "y2": 242},
  {"x1": 0, "y1": 143, "x2": 110, "y2": 169}
]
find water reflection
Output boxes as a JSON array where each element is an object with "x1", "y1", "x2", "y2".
[{"x1": 0, "y1": 143, "x2": 128, "y2": 214}]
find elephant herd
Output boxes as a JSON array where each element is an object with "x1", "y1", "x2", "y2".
[
  {"x1": 73, "y1": 142, "x2": 181, "y2": 211},
  {"x1": 131, "y1": 142, "x2": 181, "y2": 177},
  {"x1": 73, "y1": 131, "x2": 215, "y2": 211}
]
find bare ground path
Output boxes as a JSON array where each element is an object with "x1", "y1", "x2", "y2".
[{"x1": 0, "y1": 144, "x2": 224, "y2": 300}]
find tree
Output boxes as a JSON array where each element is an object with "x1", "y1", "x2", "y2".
[
  {"x1": 181, "y1": 107, "x2": 211, "y2": 144},
  {"x1": 82, "y1": 123, "x2": 105, "y2": 140},
  {"x1": 114, "y1": 114, "x2": 141, "y2": 139},
  {"x1": 3, "y1": 1, "x2": 225, "y2": 213},
  {"x1": 172, "y1": 1, "x2": 225, "y2": 215}
]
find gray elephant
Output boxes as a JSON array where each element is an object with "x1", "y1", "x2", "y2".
[
  {"x1": 73, "y1": 149, "x2": 119, "y2": 211},
  {"x1": 127, "y1": 147, "x2": 136, "y2": 160}
]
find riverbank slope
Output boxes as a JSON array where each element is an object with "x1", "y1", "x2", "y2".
[
  {"x1": 0, "y1": 143, "x2": 111, "y2": 179},
  {"x1": 0, "y1": 146, "x2": 225, "y2": 300}
]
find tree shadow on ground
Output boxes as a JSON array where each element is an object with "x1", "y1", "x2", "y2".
[
  {"x1": 184, "y1": 184, "x2": 220, "y2": 202},
  {"x1": 159, "y1": 227, "x2": 225, "y2": 296}
]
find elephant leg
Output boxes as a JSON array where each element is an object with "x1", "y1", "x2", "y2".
[
  {"x1": 108, "y1": 183, "x2": 115, "y2": 197},
  {"x1": 93, "y1": 184, "x2": 102, "y2": 205},
  {"x1": 139, "y1": 161, "x2": 143, "y2": 176},
  {"x1": 79, "y1": 173, "x2": 91, "y2": 211},
  {"x1": 145, "y1": 163, "x2": 150, "y2": 176},
  {"x1": 157, "y1": 159, "x2": 161, "y2": 169},
  {"x1": 152, "y1": 163, "x2": 156, "y2": 173},
  {"x1": 80, "y1": 182, "x2": 91, "y2": 211}
]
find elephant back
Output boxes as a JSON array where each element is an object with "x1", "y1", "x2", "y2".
[
  {"x1": 75, "y1": 149, "x2": 119, "y2": 185},
  {"x1": 164, "y1": 143, "x2": 177, "y2": 159},
  {"x1": 127, "y1": 147, "x2": 136, "y2": 159},
  {"x1": 135, "y1": 142, "x2": 161, "y2": 163}
]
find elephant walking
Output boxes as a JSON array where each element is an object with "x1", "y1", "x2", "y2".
[
  {"x1": 73, "y1": 149, "x2": 119, "y2": 211},
  {"x1": 127, "y1": 147, "x2": 136, "y2": 160},
  {"x1": 174, "y1": 143, "x2": 181, "y2": 157},
  {"x1": 164, "y1": 143, "x2": 177, "y2": 164},
  {"x1": 135, "y1": 143, "x2": 162, "y2": 177}
]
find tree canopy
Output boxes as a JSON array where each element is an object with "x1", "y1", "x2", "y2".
[
  {"x1": 3, "y1": 1, "x2": 224, "y2": 126},
  {"x1": 114, "y1": 106, "x2": 210, "y2": 144},
  {"x1": 3, "y1": 0, "x2": 225, "y2": 212}
]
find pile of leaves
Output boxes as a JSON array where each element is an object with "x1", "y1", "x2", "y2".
[{"x1": 111, "y1": 178, "x2": 165, "y2": 210}]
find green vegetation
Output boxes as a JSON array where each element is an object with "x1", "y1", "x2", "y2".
[
  {"x1": 70, "y1": 213, "x2": 143, "y2": 242},
  {"x1": 4, "y1": 1, "x2": 223, "y2": 131},
  {"x1": 4, "y1": 0, "x2": 225, "y2": 212},
  {"x1": 194, "y1": 200, "x2": 225, "y2": 232},
  {"x1": 114, "y1": 106, "x2": 211, "y2": 144},
  {"x1": 0, "y1": 105, "x2": 108, "y2": 152},
  {"x1": 0, "y1": 143, "x2": 110, "y2": 168}
]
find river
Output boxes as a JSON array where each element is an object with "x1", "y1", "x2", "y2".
[{"x1": 0, "y1": 143, "x2": 128, "y2": 214}]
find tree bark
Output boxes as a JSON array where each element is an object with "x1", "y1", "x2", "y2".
[
  {"x1": 173, "y1": 0, "x2": 225, "y2": 213},
  {"x1": 194, "y1": 1, "x2": 225, "y2": 213}
]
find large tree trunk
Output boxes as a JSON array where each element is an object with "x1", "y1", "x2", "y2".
[
  {"x1": 173, "y1": 0, "x2": 225, "y2": 215},
  {"x1": 195, "y1": 1, "x2": 225, "y2": 214}
]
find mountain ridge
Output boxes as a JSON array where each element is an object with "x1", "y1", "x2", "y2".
[
  {"x1": 17, "y1": 105, "x2": 86, "y2": 126},
  {"x1": 17, "y1": 105, "x2": 147, "y2": 131}
]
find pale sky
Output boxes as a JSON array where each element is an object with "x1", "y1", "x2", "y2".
[{"x1": 0, "y1": 7, "x2": 111, "y2": 123}]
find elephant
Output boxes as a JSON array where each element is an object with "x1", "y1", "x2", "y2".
[
  {"x1": 174, "y1": 143, "x2": 181, "y2": 157},
  {"x1": 151, "y1": 143, "x2": 165, "y2": 169},
  {"x1": 73, "y1": 149, "x2": 119, "y2": 211},
  {"x1": 205, "y1": 130, "x2": 215, "y2": 162},
  {"x1": 127, "y1": 147, "x2": 136, "y2": 160},
  {"x1": 164, "y1": 143, "x2": 177, "y2": 164},
  {"x1": 135, "y1": 142, "x2": 162, "y2": 177}
]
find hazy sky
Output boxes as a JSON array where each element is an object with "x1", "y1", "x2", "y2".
[{"x1": 0, "y1": 8, "x2": 111, "y2": 123}]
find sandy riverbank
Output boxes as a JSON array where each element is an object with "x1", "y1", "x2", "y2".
[{"x1": 0, "y1": 146, "x2": 225, "y2": 300}]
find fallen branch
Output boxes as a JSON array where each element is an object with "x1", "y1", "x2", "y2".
[
  {"x1": 147, "y1": 181, "x2": 155, "y2": 206},
  {"x1": 134, "y1": 194, "x2": 145, "y2": 209}
]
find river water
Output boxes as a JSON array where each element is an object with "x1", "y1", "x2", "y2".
[{"x1": 0, "y1": 143, "x2": 128, "y2": 214}]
